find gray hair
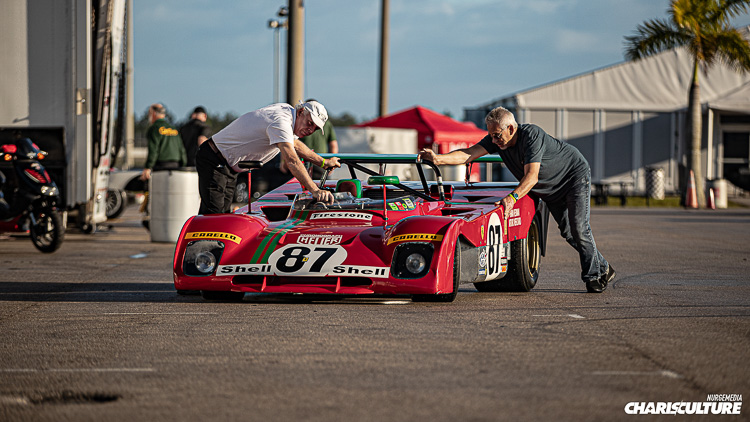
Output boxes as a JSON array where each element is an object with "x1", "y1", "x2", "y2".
[{"x1": 485, "y1": 107, "x2": 517, "y2": 130}]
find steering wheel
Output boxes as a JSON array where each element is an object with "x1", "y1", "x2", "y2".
[{"x1": 318, "y1": 168, "x2": 331, "y2": 190}]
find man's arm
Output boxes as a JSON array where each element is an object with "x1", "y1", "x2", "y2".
[
  {"x1": 140, "y1": 127, "x2": 159, "y2": 180},
  {"x1": 277, "y1": 142, "x2": 334, "y2": 203},
  {"x1": 418, "y1": 142, "x2": 489, "y2": 165},
  {"x1": 293, "y1": 138, "x2": 341, "y2": 169},
  {"x1": 498, "y1": 162, "x2": 540, "y2": 219}
]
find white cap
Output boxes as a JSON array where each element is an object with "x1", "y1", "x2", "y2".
[{"x1": 302, "y1": 100, "x2": 328, "y2": 134}]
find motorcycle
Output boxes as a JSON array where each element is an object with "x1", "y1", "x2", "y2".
[{"x1": 0, "y1": 137, "x2": 65, "y2": 253}]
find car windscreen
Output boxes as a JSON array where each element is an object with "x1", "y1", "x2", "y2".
[{"x1": 292, "y1": 192, "x2": 417, "y2": 212}]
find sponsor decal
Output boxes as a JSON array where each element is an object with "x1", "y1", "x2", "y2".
[
  {"x1": 185, "y1": 231, "x2": 242, "y2": 244},
  {"x1": 218, "y1": 264, "x2": 273, "y2": 275},
  {"x1": 485, "y1": 213, "x2": 506, "y2": 280},
  {"x1": 331, "y1": 265, "x2": 389, "y2": 278},
  {"x1": 403, "y1": 198, "x2": 415, "y2": 209},
  {"x1": 387, "y1": 233, "x2": 444, "y2": 245},
  {"x1": 311, "y1": 212, "x2": 373, "y2": 221},
  {"x1": 218, "y1": 246, "x2": 389, "y2": 279},
  {"x1": 158, "y1": 126, "x2": 179, "y2": 136},
  {"x1": 297, "y1": 233, "x2": 343, "y2": 245},
  {"x1": 478, "y1": 247, "x2": 487, "y2": 276},
  {"x1": 388, "y1": 203, "x2": 399, "y2": 210},
  {"x1": 625, "y1": 394, "x2": 742, "y2": 415},
  {"x1": 508, "y1": 208, "x2": 522, "y2": 228}
]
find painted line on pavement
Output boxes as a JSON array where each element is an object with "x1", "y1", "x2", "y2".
[
  {"x1": 103, "y1": 312, "x2": 217, "y2": 315},
  {"x1": 1, "y1": 368, "x2": 155, "y2": 373},
  {"x1": 591, "y1": 370, "x2": 682, "y2": 379},
  {"x1": 533, "y1": 314, "x2": 586, "y2": 319}
]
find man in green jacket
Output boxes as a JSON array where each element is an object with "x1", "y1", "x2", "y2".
[
  {"x1": 140, "y1": 103, "x2": 187, "y2": 181},
  {"x1": 139, "y1": 103, "x2": 187, "y2": 229}
]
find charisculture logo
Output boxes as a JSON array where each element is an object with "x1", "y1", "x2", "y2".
[{"x1": 625, "y1": 394, "x2": 742, "y2": 415}]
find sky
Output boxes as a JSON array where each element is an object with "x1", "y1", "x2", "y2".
[{"x1": 133, "y1": 0, "x2": 750, "y2": 123}]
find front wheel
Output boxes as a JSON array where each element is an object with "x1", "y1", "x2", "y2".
[{"x1": 30, "y1": 208, "x2": 65, "y2": 253}]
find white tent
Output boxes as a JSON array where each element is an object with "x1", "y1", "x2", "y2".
[{"x1": 466, "y1": 26, "x2": 750, "y2": 196}]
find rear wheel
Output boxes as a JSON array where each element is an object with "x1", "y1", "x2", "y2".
[
  {"x1": 106, "y1": 188, "x2": 127, "y2": 219},
  {"x1": 30, "y1": 208, "x2": 65, "y2": 253},
  {"x1": 412, "y1": 242, "x2": 460, "y2": 302},
  {"x1": 474, "y1": 216, "x2": 541, "y2": 292},
  {"x1": 201, "y1": 290, "x2": 245, "y2": 302}
]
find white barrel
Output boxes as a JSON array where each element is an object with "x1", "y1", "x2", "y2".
[
  {"x1": 149, "y1": 170, "x2": 200, "y2": 243},
  {"x1": 646, "y1": 167, "x2": 665, "y2": 200},
  {"x1": 706, "y1": 179, "x2": 728, "y2": 209}
]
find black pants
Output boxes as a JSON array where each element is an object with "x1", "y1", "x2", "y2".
[{"x1": 196, "y1": 142, "x2": 237, "y2": 214}]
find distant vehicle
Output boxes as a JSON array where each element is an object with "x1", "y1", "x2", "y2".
[
  {"x1": 1, "y1": 0, "x2": 129, "y2": 232},
  {"x1": 0, "y1": 138, "x2": 65, "y2": 253},
  {"x1": 173, "y1": 154, "x2": 549, "y2": 302},
  {"x1": 106, "y1": 168, "x2": 144, "y2": 219}
]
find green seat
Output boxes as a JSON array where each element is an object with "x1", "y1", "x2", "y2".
[{"x1": 336, "y1": 179, "x2": 362, "y2": 198}]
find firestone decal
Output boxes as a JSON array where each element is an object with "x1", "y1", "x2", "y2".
[
  {"x1": 185, "y1": 231, "x2": 242, "y2": 244},
  {"x1": 311, "y1": 212, "x2": 373, "y2": 221}
]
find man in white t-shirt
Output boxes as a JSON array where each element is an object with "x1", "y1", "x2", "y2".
[{"x1": 196, "y1": 100, "x2": 341, "y2": 214}]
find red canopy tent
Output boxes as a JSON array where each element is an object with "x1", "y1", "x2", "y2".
[{"x1": 354, "y1": 106, "x2": 488, "y2": 153}]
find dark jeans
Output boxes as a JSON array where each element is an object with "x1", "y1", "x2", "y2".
[
  {"x1": 196, "y1": 142, "x2": 237, "y2": 214},
  {"x1": 545, "y1": 170, "x2": 609, "y2": 283}
]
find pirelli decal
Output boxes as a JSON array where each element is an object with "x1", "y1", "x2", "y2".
[
  {"x1": 185, "y1": 231, "x2": 242, "y2": 244},
  {"x1": 387, "y1": 233, "x2": 443, "y2": 245}
]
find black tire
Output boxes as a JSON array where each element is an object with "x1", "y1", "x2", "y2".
[
  {"x1": 106, "y1": 188, "x2": 127, "y2": 219},
  {"x1": 201, "y1": 290, "x2": 245, "y2": 302},
  {"x1": 474, "y1": 216, "x2": 541, "y2": 292},
  {"x1": 412, "y1": 242, "x2": 460, "y2": 302},
  {"x1": 30, "y1": 208, "x2": 65, "y2": 253}
]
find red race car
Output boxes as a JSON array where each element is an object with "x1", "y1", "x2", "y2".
[{"x1": 173, "y1": 154, "x2": 549, "y2": 302}]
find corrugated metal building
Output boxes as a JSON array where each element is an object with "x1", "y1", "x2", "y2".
[{"x1": 464, "y1": 26, "x2": 750, "y2": 195}]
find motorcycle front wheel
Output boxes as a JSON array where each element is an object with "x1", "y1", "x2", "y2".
[{"x1": 30, "y1": 208, "x2": 65, "y2": 253}]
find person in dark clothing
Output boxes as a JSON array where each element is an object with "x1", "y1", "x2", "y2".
[
  {"x1": 179, "y1": 106, "x2": 211, "y2": 167},
  {"x1": 140, "y1": 103, "x2": 187, "y2": 181},
  {"x1": 418, "y1": 106, "x2": 615, "y2": 293},
  {"x1": 139, "y1": 103, "x2": 187, "y2": 228}
]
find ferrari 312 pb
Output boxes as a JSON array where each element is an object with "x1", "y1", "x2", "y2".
[{"x1": 173, "y1": 154, "x2": 548, "y2": 302}]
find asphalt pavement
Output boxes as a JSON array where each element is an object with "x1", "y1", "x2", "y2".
[{"x1": 0, "y1": 204, "x2": 748, "y2": 421}]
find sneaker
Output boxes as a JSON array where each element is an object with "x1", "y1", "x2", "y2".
[
  {"x1": 586, "y1": 265, "x2": 616, "y2": 293},
  {"x1": 602, "y1": 265, "x2": 616, "y2": 284},
  {"x1": 586, "y1": 278, "x2": 606, "y2": 293}
]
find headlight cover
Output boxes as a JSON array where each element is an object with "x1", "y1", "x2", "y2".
[
  {"x1": 392, "y1": 242, "x2": 434, "y2": 279},
  {"x1": 183, "y1": 240, "x2": 225, "y2": 276}
]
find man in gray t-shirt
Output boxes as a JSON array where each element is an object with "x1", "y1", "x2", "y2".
[
  {"x1": 478, "y1": 123, "x2": 588, "y2": 203},
  {"x1": 418, "y1": 107, "x2": 615, "y2": 293}
]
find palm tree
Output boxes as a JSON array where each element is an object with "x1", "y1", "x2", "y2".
[{"x1": 624, "y1": 0, "x2": 750, "y2": 208}]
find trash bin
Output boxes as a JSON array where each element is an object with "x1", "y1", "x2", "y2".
[
  {"x1": 149, "y1": 169, "x2": 200, "y2": 243},
  {"x1": 645, "y1": 167, "x2": 665, "y2": 200},
  {"x1": 706, "y1": 178, "x2": 728, "y2": 209}
]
